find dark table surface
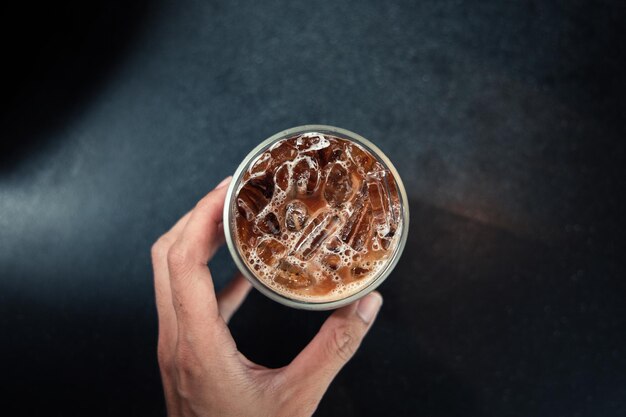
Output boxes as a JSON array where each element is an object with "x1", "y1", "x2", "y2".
[{"x1": 1, "y1": 0, "x2": 625, "y2": 416}]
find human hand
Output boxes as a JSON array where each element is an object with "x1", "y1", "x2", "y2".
[{"x1": 151, "y1": 176, "x2": 383, "y2": 417}]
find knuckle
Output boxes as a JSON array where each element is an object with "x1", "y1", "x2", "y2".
[
  {"x1": 167, "y1": 242, "x2": 192, "y2": 273},
  {"x1": 151, "y1": 235, "x2": 172, "y2": 261},
  {"x1": 329, "y1": 324, "x2": 360, "y2": 363},
  {"x1": 173, "y1": 342, "x2": 202, "y2": 378}
]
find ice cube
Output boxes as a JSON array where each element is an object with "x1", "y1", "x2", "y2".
[
  {"x1": 350, "y1": 207, "x2": 372, "y2": 251},
  {"x1": 340, "y1": 193, "x2": 372, "y2": 251},
  {"x1": 269, "y1": 141, "x2": 298, "y2": 169},
  {"x1": 292, "y1": 156, "x2": 320, "y2": 196},
  {"x1": 274, "y1": 163, "x2": 290, "y2": 191},
  {"x1": 256, "y1": 238, "x2": 286, "y2": 266},
  {"x1": 249, "y1": 151, "x2": 272, "y2": 178},
  {"x1": 237, "y1": 220, "x2": 256, "y2": 248},
  {"x1": 323, "y1": 163, "x2": 353, "y2": 206},
  {"x1": 249, "y1": 175, "x2": 274, "y2": 198},
  {"x1": 326, "y1": 236, "x2": 342, "y2": 252},
  {"x1": 322, "y1": 254, "x2": 341, "y2": 271},
  {"x1": 351, "y1": 264, "x2": 371, "y2": 279},
  {"x1": 317, "y1": 141, "x2": 346, "y2": 167},
  {"x1": 366, "y1": 170, "x2": 397, "y2": 237},
  {"x1": 275, "y1": 258, "x2": 314, "y2": 289},
  {"x1": 293, "y1": 211, "x2": 341, "y2": 260},
  {"x1": 295, "y1": 133, "x2": 330, "y2": 152},
  {"x1": 256, "y1": 212, "x2": 281, "y2": 236},
  {"x1": 380, "y1": 234, "x2": 394, "y2": 250},
  {"x1": 369, "y1": 161, "x2": 386, "y2": 175},
  {"x1": 346, "y1": 143, "x2": 375, "y2": 173},
  {"x1": 339, "y1": 183, "x2": 366, "y2": 240},
  {"x1": 237, "y1": 177, "x2": 273, "y2": 221},
  {"x1": 284, "y1": 200, "x2": 309, "y2": 232}
]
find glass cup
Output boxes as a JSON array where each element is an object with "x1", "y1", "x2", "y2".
[{"x1": 224, "y1": 125, "x2": 409, "y2": 310}]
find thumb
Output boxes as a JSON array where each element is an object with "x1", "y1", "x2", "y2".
[{"x1": 284, "y1": 292, "x2": 383, "y2": 397}]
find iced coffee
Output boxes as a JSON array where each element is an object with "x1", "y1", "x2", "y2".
[{"x1": 232, "y1": 132, "x2": 403, "y2": 302}]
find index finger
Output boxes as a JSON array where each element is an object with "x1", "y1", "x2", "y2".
[{"x1": 167, "y1": 177, "x2": 231, "y2": 328}]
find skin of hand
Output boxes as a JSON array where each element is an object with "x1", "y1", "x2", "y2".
[{"x1": 151, "y1": 176, "x2": 383, "y2": 417}]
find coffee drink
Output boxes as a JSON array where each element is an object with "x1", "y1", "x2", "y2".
[{"x1": 230, "y1": 131, "x2": 403, "y2": 303}]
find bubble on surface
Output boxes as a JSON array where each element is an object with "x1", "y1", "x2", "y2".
[{"x1": 322, "y1": 254, "x2": 342, "y2": 271}]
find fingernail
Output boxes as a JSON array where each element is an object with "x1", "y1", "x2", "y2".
[
  {"x1": 215, "y1": 176, "x2": 232, "y2": 190},
  {"x1": 356, "y1": 292, "x2": 383, "y2": 324}
]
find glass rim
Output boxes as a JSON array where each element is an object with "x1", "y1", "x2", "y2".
[{"x1": 223, "y1": 125, "x2": 410, "y2": 310}]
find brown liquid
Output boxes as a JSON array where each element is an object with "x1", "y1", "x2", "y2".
[{"x1": 233, "y1": 132, "x2": 402, "y2": 302}]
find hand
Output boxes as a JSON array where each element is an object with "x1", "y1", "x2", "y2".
[{"x1": 151, "y1": 176, "x2": 383, "y2": 417}]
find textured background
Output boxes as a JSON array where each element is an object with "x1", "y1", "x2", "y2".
[{"x1": 1, "y1": 0, "x2": 625, "y2": 416}]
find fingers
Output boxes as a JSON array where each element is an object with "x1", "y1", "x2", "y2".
[
  {"x1": 152, "y1": 211, "x2": 192, "y2": 354},
  {"x1": 217, "y1": 273, "x2": 253, "y2": 324},
  {"x1": 167, "y1": 177, "x2": 232, "y2": 330},
  {"x1": 152, "y1": 176, "x2": 233, "y2": 414},
  {"x1": 153, "y1": 175, "x2": 231, "y2": 349},
  {"x1": 173, "y1": 176, "x2": 231, "y2": 267},
  {"x1": 151, "y1": 211, "x2": 192, "y2": 416},
  {"x1": 284, "y1": 292, "x2": 383, "y2": 397}
]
